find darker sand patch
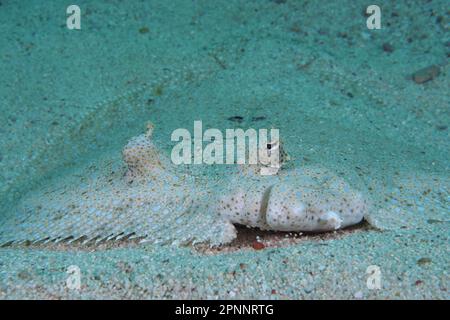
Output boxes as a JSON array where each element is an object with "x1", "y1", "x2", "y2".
[
  {"x1": 3, "y1": 221, "x2": 372, "y2": 253},
  {"x1": 193, "y1": 220, "x2": 372, "y2": 255}
]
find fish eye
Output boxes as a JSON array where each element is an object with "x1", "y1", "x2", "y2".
[{"x1": 267, "y1": 143, "x2": 272, "y2": 150}]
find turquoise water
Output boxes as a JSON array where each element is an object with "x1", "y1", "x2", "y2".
[{"x1": 0, "y1": 0, "x2": 448, "y2": 299}]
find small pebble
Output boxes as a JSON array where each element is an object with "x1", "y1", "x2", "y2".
[
  {"x1": 354, "y1": 291, "x2": 364, "y2": 299},
  {"x1": 139, "y1": 27, "x2": 149, "y2": 34},
  {"x1": 412, "y1": 65, "x2": 440, "y2": 84},
  {"x1": 17, "y1": 270, "x2": 32, "y2": 280},
  {"x1": 252, "y1": 241, "x2": 265, "y2": 250},
  {"x1": 417, "y1": 257, "x2": 432, "y2": 266}
]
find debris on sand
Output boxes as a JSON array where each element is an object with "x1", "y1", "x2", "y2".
[{"x1": 412, "y1": 65, "x2": 440, "y2": 84}]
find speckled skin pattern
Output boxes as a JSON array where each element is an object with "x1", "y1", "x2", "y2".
[
  {"x1": 0, "y1": 124, "x2": 368, "y2": 247},
  {"x1": 218, "y1": 168, "x2": 367, "y2": 232}
]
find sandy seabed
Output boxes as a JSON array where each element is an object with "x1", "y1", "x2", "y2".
[{"x1": 0, "y1": 0, "x2": 448, "y2": 299}]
